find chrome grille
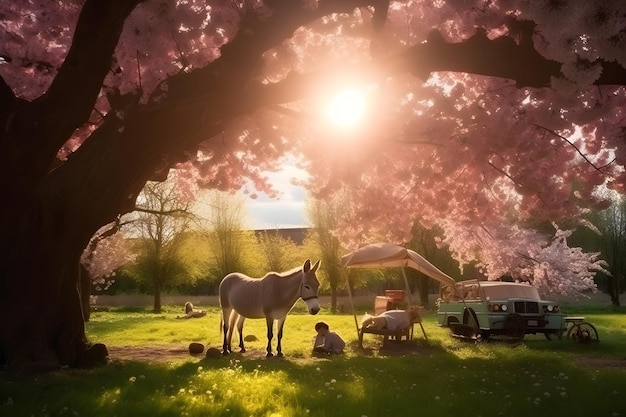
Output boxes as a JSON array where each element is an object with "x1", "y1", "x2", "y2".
[{"x1": 514, "y1": 301, "x2": 539, "y2": 314}]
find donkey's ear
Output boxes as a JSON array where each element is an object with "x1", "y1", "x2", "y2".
[
  {"x1": 303, "y1": 259, "x2": 312, "y2": 272},
  {"x1": 311, "y1": 259, "x2": 321, "y2": 273}
]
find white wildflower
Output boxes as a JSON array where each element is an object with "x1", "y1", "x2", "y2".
[{"x1": 128, "y1": 376, "x2": 136, "y2": 383}]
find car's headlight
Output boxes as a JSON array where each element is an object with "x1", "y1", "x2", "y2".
[
  {"x1": 501, "y1": 304, "x2": 508, "y2": 312},
  {"x1": 544, "y1": 304, "x2": 560, "y2": 313}
]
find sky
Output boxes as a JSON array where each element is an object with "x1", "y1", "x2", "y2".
[
  {"x1": 196, "y1": 87, "x2": 367, "y2": 230},
  {"x1": 192, "y1": 165, "x2": 309, "y2": 230},
  {"x1": 243, "y1": 163, "x2": 309, "y2": 230}
]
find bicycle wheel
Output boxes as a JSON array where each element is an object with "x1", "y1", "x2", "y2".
[{"x1": 570, "y1": 322, "x2": 599, "y2": 344}]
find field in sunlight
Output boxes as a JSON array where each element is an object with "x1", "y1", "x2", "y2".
[{"x1": 2, "y1": 303, "x2": 625, "y2": 417}]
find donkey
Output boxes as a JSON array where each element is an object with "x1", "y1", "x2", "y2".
[{"x1": 219, "y1": 259, "x2": 321, "y2": 357}]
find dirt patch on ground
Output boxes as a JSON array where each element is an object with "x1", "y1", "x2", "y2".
[
  {"x1": 108, "y1": 343, "x2": 434, "y2": 365},
  {"x1": 105, "y1": 341, "x2": 433, "y2": 363},
  {"x1": 574, "y1": 356, "x2": 626, "y2": 371},
  {"x1": 107, "y1": 345, "x2": 200, "y2": 363},
  {"x1": 106, "y1": 345, "x2": 297, "y2": 363}
]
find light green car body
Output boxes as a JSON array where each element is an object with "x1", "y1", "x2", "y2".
[{"x1": 436, "y1": 280, "x2": 566, "y2": 340}]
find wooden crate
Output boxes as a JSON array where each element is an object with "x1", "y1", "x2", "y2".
[{"x1": 384, "y1": 290, "x2": 405, "y2": 303}]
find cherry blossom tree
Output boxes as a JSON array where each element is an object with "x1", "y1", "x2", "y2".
[
  {"x1": 439, "y1": 219, "x2": 608, "y2": 298},
  {"x1": 79, "y1": 221, "x2": 136, "y2": 320},
  {"x1": 2, "y1": 1, "x2": 626, "y2": 371}
]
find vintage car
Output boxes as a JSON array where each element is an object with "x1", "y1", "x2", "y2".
[{"x1": 437, "y1": 279, "x2": 566, "y2": 341}]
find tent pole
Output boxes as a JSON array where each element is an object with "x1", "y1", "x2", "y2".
[
  {"x1": 401, "y1": 267, "x2": 416, "y2": 307},
  {"x1": 344, "y1": 270, "x2": 360, "y2": 341}
]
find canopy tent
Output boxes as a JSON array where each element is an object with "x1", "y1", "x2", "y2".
[
  {"x1": 341, "y1": 242, "x2": 456, "y2": 287},
  {"x1": 341, "y1": 242, "x2": 456, "y2": 345}
]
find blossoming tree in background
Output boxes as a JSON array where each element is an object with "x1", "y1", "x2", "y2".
[
  {"x1": 80, "y1": 226, "x2": 137, "y2": 320},
  {"x1": 2, "y1": 1, "x2": 626, "y2": 370}
]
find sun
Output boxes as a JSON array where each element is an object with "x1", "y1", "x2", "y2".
[{"x1": 324, "y1": 88, "x2": 367, "y2": 129}]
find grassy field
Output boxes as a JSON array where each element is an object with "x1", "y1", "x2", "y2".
[{"x1": 2, "y1": 302, "x2": 626, "y2": 417}]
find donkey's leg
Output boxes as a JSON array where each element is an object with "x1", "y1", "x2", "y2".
[
  {"x1": 221, "y1": 307, "x2": 233, "y2": 355},
  {"x1": 227, "y1": 311, "x2": 239, "y2": 354},
  {"x1": 275, "y1": 317, "x2": 287, "y2": 357},
  {"x1": 265, "y1": 317, "x2": 274, "y2": 357},
  {"x1": 236, "y1": 315, "x2": 246, "y2": 353}
]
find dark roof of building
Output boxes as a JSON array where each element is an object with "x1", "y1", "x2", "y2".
[{"x1": 254, "y1": 227, "x2": 309, "y2": 245}]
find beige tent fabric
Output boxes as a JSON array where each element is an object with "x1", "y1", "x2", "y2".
[{"x1": 341, "y1": 242, "x2": 456, "y2": 286}]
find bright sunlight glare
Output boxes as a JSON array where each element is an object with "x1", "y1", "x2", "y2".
[{"x1": 324, "y1": 88, "x2": 367, "y2": 129}]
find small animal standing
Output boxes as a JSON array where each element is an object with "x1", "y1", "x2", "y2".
[{"x1": 219, "y1": 259, "x2": 321, "y2": 357}]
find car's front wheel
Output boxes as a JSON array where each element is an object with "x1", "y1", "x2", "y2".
[{"x1": 504, "y1": 313, "x2": 525, "y2": 341}]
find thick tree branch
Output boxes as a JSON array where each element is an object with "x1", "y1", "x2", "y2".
[
  {"x1": 396, "y1": 30, "x2": 626, "y2": 88},
  {"x1": 17, "y1": 0, "x2": 141, "y2": 170},
  {"x1": 223, "y1": 31, "x2": 626, "y2": 120}
]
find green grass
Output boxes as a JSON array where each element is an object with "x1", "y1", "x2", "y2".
[{"x1": 2, "y1": 303, "x2": 626, "y2": 417}]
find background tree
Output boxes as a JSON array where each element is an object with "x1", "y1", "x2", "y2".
[
  {"x1": 306, "y1": 195, "x2": 346, "y2": 312},
  {"x1": 586, "y1": 197, "x2": 626, "y2": 306},
  {"x1": 407, "y1": 221, "x2": 463, "y2": 307},
  {"x1": 3, "y1": 1, "x2": 626, "y2": 370},
  {"x1": 201, "y1": 191, "x2": 251, "y2": 281},
  {"x1": 125, "y1": 175, "x2": 197, "y2": 313},
  {"x1": 256, "y1": 230, "x2": 300, "y2": 273}
]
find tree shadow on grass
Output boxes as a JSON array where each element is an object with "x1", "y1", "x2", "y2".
[{"x1": 4, "y1": 338, "x2": 625, "y2": 417}]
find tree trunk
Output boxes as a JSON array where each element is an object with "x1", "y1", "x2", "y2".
[
  {"x1": 417, "y1": 276, "x2": 429, "y2": 308},
  {"x1": 0, "y1": 231, "x2": 107, "y2": 371},
  {"x1": 330, "y1": 282, "x2": 338, "y2": 313},
  {"x1": 79, "y1": 264, "x2": 92, "y2": 322},
  {"x1": 609, "y1": 275, "x2": 621, "y2": 307},
  {"x1": 154, "y1": 280, "x2": 162, "y2": 313}
]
